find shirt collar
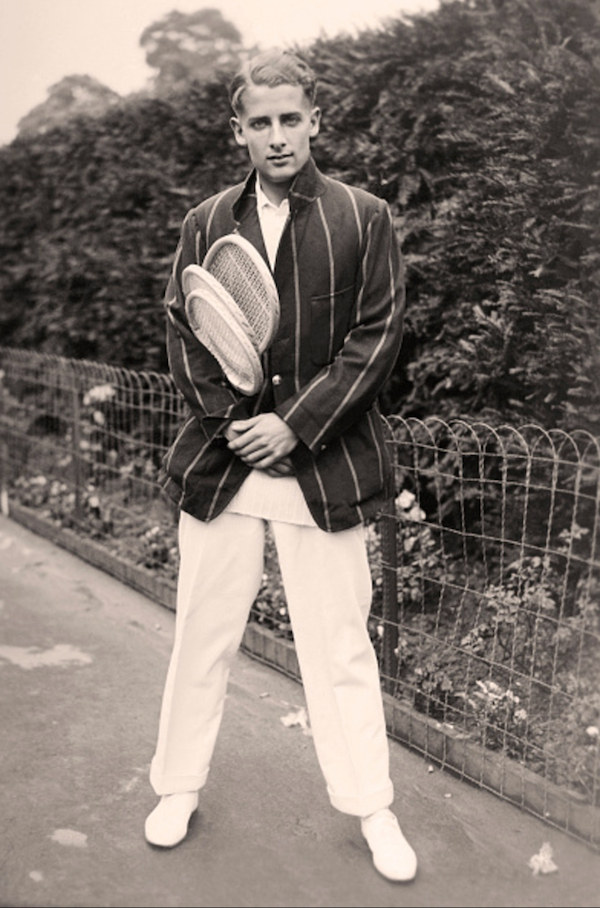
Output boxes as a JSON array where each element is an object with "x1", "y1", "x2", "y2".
[
  {"x1": 232, "y1": 157, "x2": 327, "y2": 222},
  {"x1": 255, "y1": 175, "x2": 289, "y2": 212}
]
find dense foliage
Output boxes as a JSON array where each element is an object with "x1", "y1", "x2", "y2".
[{"x1": 0, "y1": 0, "x2": 598, "y2": 431}]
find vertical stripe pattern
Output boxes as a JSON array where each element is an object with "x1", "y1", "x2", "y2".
[{"x1": 158, "y1": 158, "x2": 405, "y2": 532}]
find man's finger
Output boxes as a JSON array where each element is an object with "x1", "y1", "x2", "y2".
[
  {"x1": 243, "y1": 450, "x2": 279, "y2": 469},
  {"x1": 229, "y1": 418, "x2": 256, "y2": 433},
  {"x1": 263, "y1": 464, "x2": 292, "y2": 477},
  {"x1": 226, "y1": 428, "x2": 257, "y2": 449}
]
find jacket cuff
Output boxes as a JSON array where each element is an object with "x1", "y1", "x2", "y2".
[
  {"x1": 199, "y1": 398, "x2": 252, "y2": 442},
  {"x1": 275, "y1": 402, "x2": 327, "y2": 455}
]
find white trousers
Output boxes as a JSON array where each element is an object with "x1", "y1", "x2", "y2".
[{"x1": 149, "y1": 509, "x2": 394, "y2": 817}]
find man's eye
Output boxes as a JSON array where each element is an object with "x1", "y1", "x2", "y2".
[
  {"x1": 283, "y1": 115, "x2": 301, "y2": 126},
  {"x1": 251, "y1": 120, "x2": 269, "y2": 130}
]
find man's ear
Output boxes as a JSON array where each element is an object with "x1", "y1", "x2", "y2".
[
  {"x1": 230, "y1": 117, "x2": 247, "y2": 147},
  {"x1": 309, "y1": 107, "x2": 321, "y2": 139}
]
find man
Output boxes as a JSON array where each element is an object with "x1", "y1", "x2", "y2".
[{"x1": 145, "y1": 48, "x2": 417, "y2": 883}]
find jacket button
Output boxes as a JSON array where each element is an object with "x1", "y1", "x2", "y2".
[{"x1": 272, "y1": 374, "x2": 282, "y2": 386}]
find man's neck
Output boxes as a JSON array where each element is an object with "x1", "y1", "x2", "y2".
[{"x1": 256, "y1": 174, "x2": 291, "y2": 207}]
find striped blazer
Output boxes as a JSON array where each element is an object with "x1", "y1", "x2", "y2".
[{"x1": 159, "y1": 157, "x2": 405, "y2": 532}]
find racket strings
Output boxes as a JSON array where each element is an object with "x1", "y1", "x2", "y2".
[
  {"x1": 186, "y1": 295, "x2": 262, "y2": 393},
  {"x1": 207, "y1": 245, "x2": 277, "y2": 353}
]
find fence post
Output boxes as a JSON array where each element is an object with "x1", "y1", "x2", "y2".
[
  {"x1": 0, "y1": 368, "x2": 8, "y2": 516},
  {"x1": 69, "y1": 367, "x2": 83, "y2": 520},
  {"x1": 379, "y1": 495, "x2": 398, "y2": 695}
]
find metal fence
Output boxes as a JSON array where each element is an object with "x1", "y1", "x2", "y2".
[
  {"x1": 0, "y1": 347, "x2": 184, "y2": 571},
  {"x1": 1, "y1": 346, "x2": 599, "y2": 849}
]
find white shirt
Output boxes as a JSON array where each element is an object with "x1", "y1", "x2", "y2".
[
  {"x1": 224, "y1": 177, "x2": 316, "y2": 527},
  {"x1": 255, "y1": 176, "x2": 290, "y2": 270}
]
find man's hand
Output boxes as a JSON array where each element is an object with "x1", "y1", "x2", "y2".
[
  {"x1": 225, "y1": 414, "x2": 298, "y2": 472},
  {"x1": 260, "y1": 455, "x2": 295, "y2": 477}
]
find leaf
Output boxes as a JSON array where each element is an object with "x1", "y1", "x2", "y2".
[
  {"x1": 280, "y1": 707, "x2": 310, "y2": 733},
  {"x1": 527, "y1": 842, "x2": 558, "y2": 876}
]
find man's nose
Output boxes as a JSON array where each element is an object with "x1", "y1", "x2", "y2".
[{"x1": 269, "y1": 121, "x2": 286, "y2": 147}]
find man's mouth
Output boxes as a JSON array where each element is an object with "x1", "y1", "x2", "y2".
[{"x1": 268, "y1": 154, "x2": 293, "y2": 164}]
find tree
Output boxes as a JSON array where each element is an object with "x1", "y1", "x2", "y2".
[
  {"x1": 140, "y1": 7, "x2": 245, "y2": 95},
  {"x1": 17, "y1": 75, "x2": 121, "y2": 138}
]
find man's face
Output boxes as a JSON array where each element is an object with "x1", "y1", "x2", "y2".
[{"x1": 230, "y1": 83, "x2": 320, "y2": 200}]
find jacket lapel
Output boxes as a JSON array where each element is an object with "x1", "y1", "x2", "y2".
[
  {"x1": 228, "y1": 157, "x2": 329, "y2": 286},
  {"x1": 230, "y1": 176, "x2": 270, "y2": 265}
]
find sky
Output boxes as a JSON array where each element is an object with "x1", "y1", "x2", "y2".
[{"x1": 0, "y1": 0, "x2": 440, "y2": 145}]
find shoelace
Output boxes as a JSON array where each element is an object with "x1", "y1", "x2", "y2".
[{"x1": 362, "y1": 809, "x2": 400, "y2": 841}]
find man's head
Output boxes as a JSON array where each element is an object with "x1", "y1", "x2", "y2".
[
  {"x1": 229, "y1": 50, "x2": 321, "y2": 203},
  {"x1": 229, "y1": 49, "x2": 317, "y2": 116}
]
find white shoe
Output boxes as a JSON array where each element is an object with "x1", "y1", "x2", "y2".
[
  {"x1": 361, "y1": 808, "x2": 418, "y2": 882},
  {"x1": 144, "y1": 791, "x2": 199, "y2": 848}
]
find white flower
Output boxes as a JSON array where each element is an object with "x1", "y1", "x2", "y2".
[
  {"x1": 396, "y1": 490, "x2": 415, "y2": 510},
  {"x1": 586, "y1": 726, "x2": 599, "y2": 739},
  {"x1": 476, "y1": 679, "x2": 502, "y2": 698},
  {"x1": 83, "y1": 383, "x2": 115, "y2": 405}
]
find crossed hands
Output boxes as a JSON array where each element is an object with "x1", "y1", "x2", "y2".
[{"x1": 224, "y1": 413, "x2": 298, "y2": 477}]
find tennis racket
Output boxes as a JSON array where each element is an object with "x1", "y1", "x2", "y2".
[{"x1": 182, "y1": 235, "x2": 280, "y2": 396}]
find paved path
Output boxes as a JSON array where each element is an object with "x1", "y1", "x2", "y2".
[{"x1": 0, "y1": 513, "x2": 598, "y2": 908}]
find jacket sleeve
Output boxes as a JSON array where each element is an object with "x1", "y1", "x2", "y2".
[
  {"x1": 275, "y1": 201, "x2": 405, "y2": 454},
  {"x1": 164, "y1": 209, "x2": 253, "y2": 442}
]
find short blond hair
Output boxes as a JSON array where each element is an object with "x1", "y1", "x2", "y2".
[{"x1": 229, "y1": 49, "x2": 317, "y2": 115}]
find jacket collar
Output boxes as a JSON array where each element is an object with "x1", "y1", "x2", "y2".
[{"x1": 231, "y1": 156, "x2": 327, "y2": 223}]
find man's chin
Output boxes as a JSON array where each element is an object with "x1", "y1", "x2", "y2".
[{"x1": 265, "y1": 163, "x2": 300, "y2": 182}]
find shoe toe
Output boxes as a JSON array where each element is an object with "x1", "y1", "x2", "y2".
[
  {"x1": 373, "y1": 841, "x2": 417, "y2": 882},
  {"x1": 361, "y1": 809, "x2": 417, "y2": 882},
  {"x1": 144, "y1": 792, "x2": 198, "y2": 848}
]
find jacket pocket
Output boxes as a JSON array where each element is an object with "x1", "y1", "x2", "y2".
[{"x1": 309, "y1": 284, "x2": 355, "y2": 365}]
